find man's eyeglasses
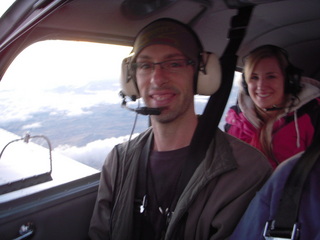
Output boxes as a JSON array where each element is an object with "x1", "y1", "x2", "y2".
[{"x1": 132, "y1": 59, "x2": 194, "y2": 75}]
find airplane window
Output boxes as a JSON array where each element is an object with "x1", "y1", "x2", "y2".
[
  {"x1": 0, "y1": 40, "x2": 146, "y2": 173},
  {"x1": 0, "y1": 40, "x2": 239, "y2": 178}
]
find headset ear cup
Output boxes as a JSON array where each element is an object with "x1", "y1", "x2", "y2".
[
  {"x1": 197, "y1": 52, "x2": 221, "y2": 95},
  {"x1": 120, "y1": 57, "x2": 140, "y2": 100},
  {"x1": 285, "y1": 64, "x2": 302, "y2": 95},
  {"x1": 241, "y1": 73, "x2": 249, "y2": 95}
]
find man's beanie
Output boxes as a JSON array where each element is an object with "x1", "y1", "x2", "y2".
[{"x1": 131, "y1": 18, "x2": 203, "y2": 64}]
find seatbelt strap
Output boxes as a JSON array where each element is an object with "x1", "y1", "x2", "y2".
[
  {"x1": 187, "y1": 5, "x2": 254, "y2": 181},
  {"x1": 264, "y1": 135, "x2": 320, "y2": 240},
  {"x1": 135, "y1": 133, "x2": 153, "y2": 211},
  {"x1": 133, "y1": 133, "x2": 152, "y2": 240}
]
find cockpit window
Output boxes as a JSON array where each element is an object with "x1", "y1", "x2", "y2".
[{"x1": 0, "y1": 40, "x2": 144, "y2": 172}]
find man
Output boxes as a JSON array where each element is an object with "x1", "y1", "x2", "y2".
[{"x1": 89, "y1": 18, "x2": 272, "y2": 240}]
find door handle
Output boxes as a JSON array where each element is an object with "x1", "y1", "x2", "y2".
[{"x1": 13, "y1": 222, "x2": 35, "y2": 240}]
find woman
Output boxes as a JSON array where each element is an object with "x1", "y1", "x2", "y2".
[{"x1": 225, "y1": 45, "x2": 320, "y2": 169}]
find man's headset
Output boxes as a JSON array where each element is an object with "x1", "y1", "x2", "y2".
[
  {"x1": 242, "y1": 45, "x2": 302, "y2": 97},
  {"x1": 120, "y1": 51, "x2": 222, "y2": 102}
]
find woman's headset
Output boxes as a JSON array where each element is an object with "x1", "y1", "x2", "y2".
[
  {"x1": 242, "y1": 45, "x2": 302, "y2": 96},
  {"x1": 120, "y1": 51, "x2": 222, "y2": 100}
]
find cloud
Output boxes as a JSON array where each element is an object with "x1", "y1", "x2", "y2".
[
  {"x1": 22, "y1": 122, "x2": 42, "y2": 130},
  {"x1": 0, "y1": 82, "x2": 123, "y2": 123},
  {"x1": 54, "y1": 133, "x2": 139, "y2": 170}
]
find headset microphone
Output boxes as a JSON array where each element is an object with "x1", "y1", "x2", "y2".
[
  {"x1": 120, "y1": 91, "x2": 162, "y2": 116},
  {"x1": 133, "y1": 107, "x2": 162, "y2": 115},
  {"x1": 264, "y1": 105, "x2": 284, "y2": 111}
]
